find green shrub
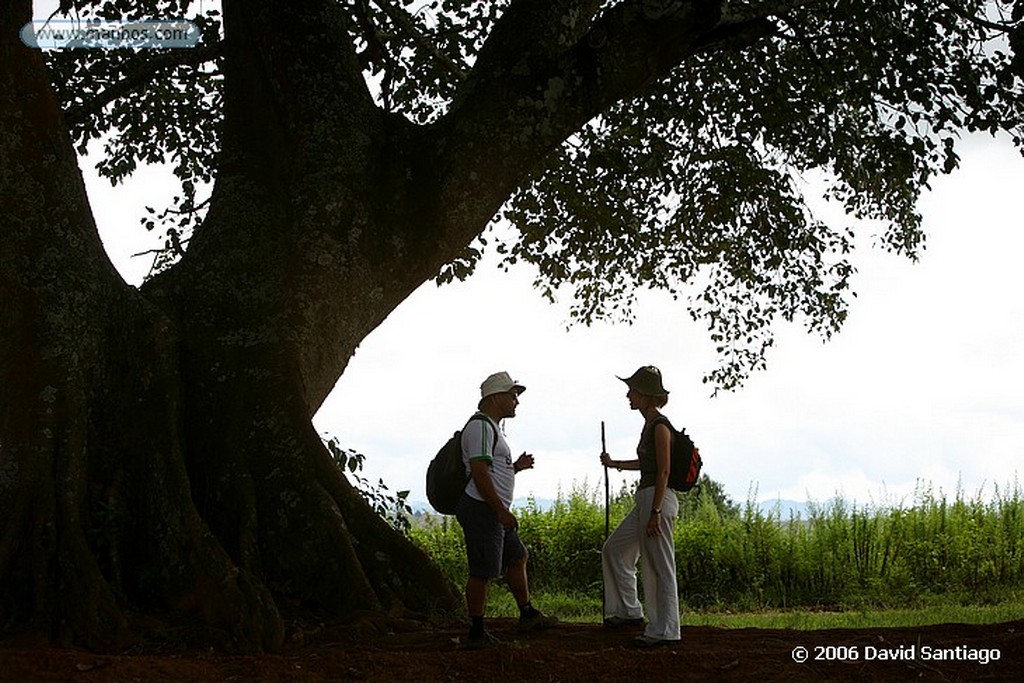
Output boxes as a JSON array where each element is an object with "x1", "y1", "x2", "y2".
[{"x1": 411, "y1": 478, "x2": 1024, "y2": 612}]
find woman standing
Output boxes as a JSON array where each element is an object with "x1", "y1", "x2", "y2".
[{"x1": 600, "y1": 365, "x2": 681, "y2": 648}]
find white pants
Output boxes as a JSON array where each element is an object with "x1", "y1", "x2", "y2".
[{"x1": 602, "y1": 486, "x2": 681, "y2": 640}]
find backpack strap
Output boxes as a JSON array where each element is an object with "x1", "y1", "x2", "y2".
[{"x1": 465, "y1": 413, "x2": 499, "y2": 454}]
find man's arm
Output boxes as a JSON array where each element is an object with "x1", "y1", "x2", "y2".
[{"x1": 469, "y1": 460, "x2": 517, "y2": 530}]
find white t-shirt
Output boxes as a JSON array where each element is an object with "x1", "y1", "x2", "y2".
[{"x1": 461, "y1": 412, "x2": 515, "y2": 508}]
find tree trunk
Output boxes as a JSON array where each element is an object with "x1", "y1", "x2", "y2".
[
  {"x1": 0, "y1": 0, "x2": 459, "y2": 651},
  {"x1": 2, "y1": 0, "x2": 728, "y2": 650}
]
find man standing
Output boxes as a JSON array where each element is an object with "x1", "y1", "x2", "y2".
[{"x1": 454, "y1": 371, "x2": 557, "y2": 649}]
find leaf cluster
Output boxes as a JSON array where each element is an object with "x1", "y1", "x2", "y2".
[
  {"x1": 324, "y1": 436, "x2": 412, "y2": 533},
  {"x1": 348, "y1": 0, "x2": 507, "y2": 122},
  {"x1": 44, "y1": 0, "x2": 223, "y2": 277},
  {"x1": 499, "y1": 0, "x2": 1024, "y2": 389}
]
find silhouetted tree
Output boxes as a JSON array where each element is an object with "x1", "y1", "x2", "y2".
[{"x1": 2, "y1": 0, "x2": 1021, "y2": 649}]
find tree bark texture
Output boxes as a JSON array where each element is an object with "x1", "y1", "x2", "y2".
[{"x1": 1, "y1": 0, "x2": 730, "y2": 650}]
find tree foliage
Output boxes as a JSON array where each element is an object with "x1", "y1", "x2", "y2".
[
  {"x1": 45, "y1": 0, "x2": 1024, "y2": 389},
  {"x1": 324, "y1": 436, "x2": 413, "y2": 534}
]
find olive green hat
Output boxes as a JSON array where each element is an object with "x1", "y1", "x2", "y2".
[{"x1": 618, "y1": 365, "x2": 669, "y2": 397}]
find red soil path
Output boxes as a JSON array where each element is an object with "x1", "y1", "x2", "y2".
[{"x1": 2, "y1": 616, "x2": 1022, "y2": 682}]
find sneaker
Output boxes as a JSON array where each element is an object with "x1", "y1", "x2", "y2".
[
  {"x1": 465, "y1": 630, "x2": 504, "y2": 650},
  {"x1": 603, "y1": 616, "x2": 646, "y2": 629},
  {"x1": 633, "y1": 634, "x2": 681, "y2": 648},
  {"x1": 518, "y1": 609, "x2": 559, "y2": 633}
]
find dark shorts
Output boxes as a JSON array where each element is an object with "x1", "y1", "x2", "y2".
[{"x1": 454, "y1": 494, "x2": 527, "y2": 579}]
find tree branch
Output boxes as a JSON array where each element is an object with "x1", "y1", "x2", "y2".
[
  {"x1": 214, "y1": 0, "x2": 383, "y2": 185},
  {"x1": 445, "y1": 0, "x2": 715, "y2": 133},
  {"x1": 694, "y1": 14, "x2": 778, "y2": 53},
  {"x1": 693, "y1": 0, "x2": 820, "y2": 53},
  {"x1": 431, "y1": 0, "x2": 731, "y2": 250},
  {"x1": 370, "y1": 0, "x2": 468, "y2": 81},
  {"x1": 936, "y1": 0, "x2": 1018, "y2": 34},
  {"x1": 62, "y1": 44, "x2": 222, "y2": 127},
  {"x1": 464, "y1": 0, "x2": 604, "y2": 84},
  {"x1": 446, "y1": 0, "x2": 727, "y2": 142},
  {"x1": 719, "y1": 0, "x2": 817, "y2": 25}
]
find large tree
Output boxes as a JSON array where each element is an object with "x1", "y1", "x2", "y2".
[{"x1": 2, "y1": 0, "x2": 1022, "y2": 650}]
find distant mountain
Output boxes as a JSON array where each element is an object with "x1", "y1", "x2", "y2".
[{"x1": 756, "y1": 499, "x2": 813, "y2": 519}]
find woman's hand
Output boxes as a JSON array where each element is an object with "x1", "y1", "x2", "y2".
[
  {"x1": 600, "y1": 452, "x2": 613, "y2": 468},
  {"x1": 646, "y1": 510, "x2": 662, "y2": 537}
]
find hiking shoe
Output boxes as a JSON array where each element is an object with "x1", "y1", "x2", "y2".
[
  {"x1": 465, "y1": 630, "x2": 504, "y2": 650},
  {"x1": 633, "y1": 634, "x2": 681, "y2": 648},
  {"x1": 603, "y1": 616, "x2": 646, "y2": 629},
  {"x1": 518, "y1": 609, "x2": 559, "y2": 633}
]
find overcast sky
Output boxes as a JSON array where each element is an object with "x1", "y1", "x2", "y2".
[{"x1": 85, "y1": 131, "x2": 1023, "y2": 510}]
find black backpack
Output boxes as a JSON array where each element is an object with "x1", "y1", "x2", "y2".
[
  {"x1": 426, "y1": 415, "x2": 497, "y2": 514},
  {"x1": 653, "y1": 416, "x2": 703, "y2": 492}
]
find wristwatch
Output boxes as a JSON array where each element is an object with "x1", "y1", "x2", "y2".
[{"x1": 651, "y1": 508, "x2": 661, "y2": 515}]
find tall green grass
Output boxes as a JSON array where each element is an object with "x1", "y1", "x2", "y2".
[{"x1": 410, "y1": 479, "x2": 1024, "y2": 614}]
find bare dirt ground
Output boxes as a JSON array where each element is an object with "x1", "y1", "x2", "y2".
[{"x1": 2, "y1": 616, "x2": 1022, "y2": 682}]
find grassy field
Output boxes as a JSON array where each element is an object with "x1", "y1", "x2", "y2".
[
  {"x1": 477, "y1": 590, "x2": 1024, "y2": 629},
  {"x1": 410, "y1": 477, "x2": 1024, "y2": 626}
]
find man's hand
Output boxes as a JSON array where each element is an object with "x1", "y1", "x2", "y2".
[
  {"x1": 497, "y1": 507, "x2": 518, "y2": 530},
  {"x1": 514, "y1": 452, "x2": 534, "y2": 472}
]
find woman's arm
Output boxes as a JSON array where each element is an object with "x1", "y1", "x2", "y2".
[{"x1": 600, "y1": 453, "x2": 640, "y2": 471}]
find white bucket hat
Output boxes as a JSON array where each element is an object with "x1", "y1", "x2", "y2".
[{"x1": 480, "y1": 371, "x2": 526, "y2": 399}]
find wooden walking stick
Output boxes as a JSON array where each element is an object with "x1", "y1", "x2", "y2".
[
  {"x1": 601, "y1": 419, "x2": 609, "y2": 623},
  {"x1": 602, "y1": 420, "x2": 609, "y2": 540}
]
